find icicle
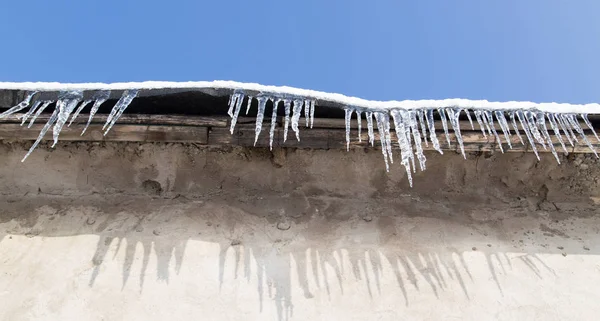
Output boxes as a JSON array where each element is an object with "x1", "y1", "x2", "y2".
[
  {"x1": 245, "y1": 96, "x2": 253, "y2": 115},
  {"x1": 447, "y1": 108, "x2": 465, "y2": 158},
  {"x1": 356, "y1": 111, "x2": 362, "y2": 142},
  {"x1": 304, "y1": 99, "x2": 310, "y2": 127},
  {"x1": 483, "y1": 111, "x2": 504, "y2": 153},
  {"x1": 416, "y1": 109, "x2": 428, "y2": 147},
  {"x1": 516, "y1": 111, "x2": 540, "y2": 160},
  {"x1": 309, "y1": 100, "x2": 315, "y2": 129},
  {"x1": 229, "y1": 93, "x2": 245, "y2": 134},
  {"x1": 560, "y1": 114, "x2": 578, "y2": 143},
  {"x1": 291, "y1": 99, "x2": 303, "y2": 141},
  {"x1": 19, "y1": 101, "x2": 42, "y2": 125},
  {"x1": 254, "y1": 96, "x2": 268, "y2": 146},
  {"x1": 68, "y1": 99, "x2": 92, "y2": 127},
  {"x1": 403, "y1": 112, "x2": 415, "y2": 172},
  {"x1": 390, "y1": 110, "x2": 413, "y2": 186},
  {"x1": 28, "y1": 101, "x2": 52, "y2": 128},
  {"x1": 283, "y1": 100, "x2": 292, "y2": 142},
  {"x1": 581, "y1": 114, "x2": 600, "y2": 143},
  {"x1": 228, "y1": 92, "x2": 242, "y2": 117},
  {"x1": 473, "y1": 110, "x2": 488, "y2": 138},
  {"x1": 0, "y1": 91, "x2": 38, "y2": 118},
  {"x1": 103, "y1": 89, "x2": 139, "y2": 135},
  {"x1": 408, "y1": 110, "x2": 426, "y2": 171},
  {"x1": 438, "y1": 108, "x2": 451, "y2": 148},
  {"x1": 509, "y1": 111, "x2": 524, "y2": 145},
  {"x1": 344, "y1": 108, "x2": 353, "y2": 151},
  {"x1": 22, "y1": 108, "x2": 59, "y2": 162},
  {"x1": 52, "y1": 91, "x2": 84, "y2": 147},
  {"x1": 566, "y1": 114, "x2": 598, "y2": 157},
  {"x1": 374, "y1": 112, "x2": 391, "y2": 172},
  {"x1": 383, "y1": 113, "x2": 394, "y2": 165},
  {"x1": 536, "y1": 112, "x2": 559, "y2": 163},
  {"x1": 366, "y1": 111, "x2": 375, "y2": 147},
  {"x1": 269, "y1": 99, "x2": 280, "y2": 150},
  {"x1": 464, "y1": 109, "x2": 475, "y2": 130},
  {"x1": 81, "y1": 90, "x2": 111, "y2": 135},
  {"x1": 546, "y1": 113, "x2": 568, "y2": 154},
  {"x1": 555, "y1": 114, "x2": 575, "y2": 146},
  {"x1": 494, "y1": 111, "x2": 513, "y2": 149},
  {"x1": 426, "y1": 109, "x2": 443, "y2": 154},
  {"x1": 523, "y1": 111, "x2": 546, "y2": 149}
]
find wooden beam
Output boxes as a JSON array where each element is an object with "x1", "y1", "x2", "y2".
[
  {"x1": 0, "y1": 123, "x2": 208, "y2": 143},
  {"x1": 0, "y1": 113, "x2": 228, "y2": 127}
]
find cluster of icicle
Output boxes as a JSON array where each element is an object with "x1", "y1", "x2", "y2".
[
  {"x1": 227, "y1": 91, "x2": 599, "y2": 187},
  {"x1": 0, "y1": 89, "x2": 138, "y2": 162},
  {"x1": 2, "y1": 89, "x2": 599, "y2": 187}
]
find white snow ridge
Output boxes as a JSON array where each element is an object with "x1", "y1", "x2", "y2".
[{"x1": 0, "y1": 81, "x2": 599, "y2": 187}]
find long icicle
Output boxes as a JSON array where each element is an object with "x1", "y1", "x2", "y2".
[
  {"x1": 447, "y1": 108, "x2": 465, "y2": 158},
  {"x1": 524, "y1": 111, "x2": 547, "y2": 149},
  {"x1": 567, "y1": 114, "x2": 598, "y2": 157},
  {"x1": 483, "y1": 111, "x2": 504, "y2": 153},
  {"x1": 291, "y1": 99, "x2": 303, "y2": 141},
  {"x1": 438, "y1": 108, "x2": 451, "y2": 148},
  {"x1": 53, "y1": 91, "x2": 84, "y2": 147},
  {"x1": 68, "y1": 99, "x2": 92, "y2": 126},
  {"x1": 417, "y1": 109, "x2": 428, "y2": 147},
  {"x1": 426, "y1": 109, "x2": 443, "y2": 154},
  {"x1": 269, "y1": 99, "x2": 280, "y2": 150},
  {"x1": 304, "y1": 99, "x2": 310, "y2": 127},
  {"x1": 374, "y1": 112, "x2": 390, "y2": 172},
  {"x1": 22, "y1": 108, "x2": 59, "y2": 162},
  {"x1": 356, "y1": 110, "x2": 362, "y2": 142},
  {"x1": 516, "y1": 110, "x2": 540, "y2": 160},
  {"x1": 28, "y1": 101, "x2": 53, "y2": 128},
  {"x1": 229, "y1": 93, "x2": 245, "y2": 134},
  {"x1": 309, "y1": 100, "x2": 315, "y2": 129},
  {"x1": 555, "y1": 113, "x2": 575, "y2": 146},
  {"x1": 494, "y1": 111, "x2": 513, "y2": 149},
  {"x1": 103, "y1": 90, "x2": 139, "y2": 135},
  {"x1": 81, "y1": 90, "x2": 111, "y2": 135},
  {"x1": 254, "y1": 96, "x2": 268, "y2": 146},
  {"x1": 408, "y1": 110, "x2": 426, "y2": 171},
  {"x1": 581, "y1": 114, "x2": 600, "y2": 143},
  {"x1": 366, "y1": 111, "x2": 375, "y2": 147},
  {"x1": 283, "y1": 100, "x2": 291, "y2": 142},
  {"x1": 509, "y1": 111, "x2": 524, "y2": 145},
  {"x1": 474, "y1": 110, "x2": 488, "y2": 138},
  {"x1": 546, "y1": 113, "x2": 568, "y2": 154},
  {"x1": 536, "y1": 111, "x2": 560, "y2": 163},
  {"x1": 344, "y1": 108, "x2": 353, "y2": 151},
  {"x1": 391, "y1": 110, "x2": 413, "y2": 186}
]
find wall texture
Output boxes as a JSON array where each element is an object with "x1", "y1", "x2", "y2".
[{"x1": 1, "y1": 141, "x2": 599, "y2": 320}]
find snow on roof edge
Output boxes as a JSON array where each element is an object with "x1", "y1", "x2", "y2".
[{"x1": 1, "y1": 80, "x2": 599, "y2": 114}]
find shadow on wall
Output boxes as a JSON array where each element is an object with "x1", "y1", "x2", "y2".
[{"x1": 0, "y1": 195, "x2": 597, "y2": 321}]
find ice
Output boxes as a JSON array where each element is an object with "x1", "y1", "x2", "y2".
[
  {"x1": 103, "y1": 89, "x2": 139, "y2": 135},
  {"x1": 464, "y1": 110, "x2": 475, "y2": 130},
  {"x1": 474, "y1": 110, "x2": 488, "y2": 138},
  {"x1": 374, "y1": 112, "x2": 392, "y2": 172},
  {"x1": 28, "y1": 101, "x2": 52, "y2": 128},
  {"x1": 482, "y1": 111, "x2": 504, "y2": 153},
  {"x1": 447, "y1": 108, "x2": 465, "y2": 158},
  {"x1": 555, "y1": 113, "x2": 575, "y2": 146},
  {"x1": 356, "y1": 111, "x2": 362, "y2": 142},
  {"x1": 416, "y1": 109, "x2": 428, "y2": 147},
  {"x1": 245, "y1": 96, "x2": 253, "y2": 115},
  {"x1": 390, "y1": 110, "x2": 413, "y2": 185},
  {"x1": 81, "y1": 90, "x2": 111, "y2": 135},
  {"x1": 19, "y1": 100, "x2": 42, "y2": 125},
  {"x1": 426, "y1": 109, "x2": 443, "y2": 154},
  {"x1": 68, "y1": 100, "x2": 92, "y2": 127},
  {"x1": 524, "y1": 111, "x2": 547, "y2": 149},
  {"x1": 53, "y1": 90, "x2": 84, "y2": 146},
  {"x1": 516, "y1": 111, "x2": 540, "y2": 160},
  {"x1": 509, "y1": 111, "x2": 524, "y2": 145},
  {"x1": 229, "y1": 93, "x2": 245, "y2": 134},
  {"x1": 438, "y1": 108, "x2": 451, "y2": 148},
  {"x1": 291, "y1": 99, "x2": 303, "y2": 141},
  {"x1": 309, "y1": 100, "x2": 315, "y2": 129},
  {"x1": 566, "y1": 114, "x2": 598, "y2": 157},
  {"x1": 304, "y1": 99, "x2": 310, "y2": 127},
  {"x1": 536, "y1": 112, "x2": 560, "y2": 162},
  {"x1": 408, "y1": 110, "x2": 426, "y2": 170},
  {"x1": 494, "y1": 111, "x2": 513, "y2": 149},
  {"x1": 344, "y1": 108, "x2": 353, "y2": 151},
  {"x1": 22, "y1": 108, "x2": 59, "y2": 162},
  {"x1": 546, "y1": 113, "x2": 568, "y2": 154},
  {"x1": 0, "y1": 91, "x2": 37, "y2": 119},
  {"x1": 581, "y1": 113, "x2": 600, "y2": 143},
  {"x1": 269, "y1": 99, "x2": 281, "y2": 150},
  {"x1": 283, "y1": 100, "x2": 291, "y2": 142},
  {"x1": 366, "y1": 111, "x2": 375, "y2": 146},
  {"x1": 254, "y1": 96, "x2": 268, "y2": 146}
]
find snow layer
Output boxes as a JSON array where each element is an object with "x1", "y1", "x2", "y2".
[{"x1": 1, "y1": 80, "x2": 600, "y2": 114}]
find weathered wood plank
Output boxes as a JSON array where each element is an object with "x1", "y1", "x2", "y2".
[
  {"x1": 0, "y1": 124, "x2": 208, "y2": 143},
  {"x1": 0, "y1": 113, "x2": 228, "y2": 127}
]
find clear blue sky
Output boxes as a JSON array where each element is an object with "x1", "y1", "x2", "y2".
[{"x1": 1, "y1": 0, "x2": 599, "y2": 103}]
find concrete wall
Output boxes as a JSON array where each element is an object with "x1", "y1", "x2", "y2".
[{"x1": 1, "y1": 141, "x2": 599, "y2": 320}]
